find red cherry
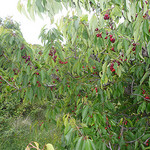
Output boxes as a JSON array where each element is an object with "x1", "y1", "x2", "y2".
[
  {"x1": 110, "y1": 38, "x2": 115, "y2": 43},
  {"x1": 132, "y1": 43, "x2": 136, "y2": 46},
  {"x1": 93, "y1": 66, "x2": 96, "y2": 69},
  {"x1": 142, "y1": 90, "x2": 146, "y2": 94},
  {"x1": 53, "y1": 81, "x2": 55, "y2": 83},
  {"x1": 112, "y1": 69, "x2": 115, "y2": 72},
  {"x1": 36, "y1": 72, "x2": 39, "y2": 75},
  {"x1": 82, "y1": 66, "x2": 85, "y2": 68},
  {"x1": 132, "y1": 47, "x2": 136, "y2": 51},
  {"x1": 105, "y1": 127, "x2": 107, "y2": 130},
  {"x1": 145, "y1": 96, "x2": 150, "y2": 99},
  {"x1": 0, "y1": 76, "x2": 2, "y2": 80},
  {"x1": 149, "y1": 29, "x2": 150, "y2": 33},
  {"x1": 109, "y1": 35, "x2": 113, "y2": 38},
  {"x1": 105, "y1": 14, "x2": 109, "y2": 17},
  {"x1": 36, "y1": 81, "x2": 39, "y2": 83},
  {"x1": 146, "y1": 143, "x2": 148, "y2": 146},
  {"x1": 105, "y1": 36, "x2": 108, "y2": 39},
  {"x1": 111, "y1": 47, "x2": 115, "y2": 51},
  {"x1": 95, "y1": 28, "x2": 99, "y2": 31}
]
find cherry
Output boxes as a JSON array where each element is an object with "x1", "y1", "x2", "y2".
[
  {"x1": 110, "y1": 38, "x2": 115, "y2": 43},
  {"x1": 145, "y1": 96, "x2": 150, "y2": 99},
  {"x1": 132, "y1": 47, "x2": 136, "y2": 51},
  {"x1": 111, "y1": 47, "x2": 115, "y2": 51},
  {"x1": 82, "y1": 66, "x2": 85, "y2": 68},
  {"x1": 132, "y1": 43, "x2": 136, "y2": 46},
  {"x1": 105, "y1": 14, "x2": 109, "y2": 17},
  {"x1": 109, "y1": 35, "x2": 113, "y2": 38},
  {"x1": 105, "y1": 36, "x2": 108, "y2": 39},
  {"x1": 112, "y1": 69, "x2": 115, "y2": 72},
  {"x1": 53, "y1": 81, "x2": 55, "y2": 83},
  {"x1": 142, "y1": 90, "x2": 146, "y2": 94},
  {"x1": 145, "y1": 1, "x2": 148, "y2": 4},
  {"x1": 36, "y1": 72, "x2": 39, "y2": 75},
  {"x1": 104, "y1": 14, "x2": 110, "y2": 20},
  {"x1": 96, "y1": 33, "x2": 102, "y2": 38},
  {"x1": 0, "y1": 76, "x2": 2, "y2": 80},
  {"x1": 146, "y1": 143, "x2": 148, "y2": 146},
  {"x1": 95, "y1": 28, "x2": 98, "y2": 31},
  {"x1": 36, "y1": 81, "x2": 39, "y2": 83},
  {"x1": 92, "y1": 66, "x2": 96, "y2": 69}
]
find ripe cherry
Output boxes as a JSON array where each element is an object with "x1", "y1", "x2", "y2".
[
  {"x1": 95, "y1": 28, "x2": 99, "y2": 31},
  {"x1": 110, "y1": 38, "x2": 115, "y2": 43}
]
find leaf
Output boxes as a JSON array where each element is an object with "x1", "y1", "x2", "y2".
[
  {"x1": 143, "y1": 20, "x2": 149, "y2": 35},
  {"x1": 36, "y1": 0, "x2": 44, "y2": 12},
  {"x1": 140, "y1": 70, "x2": 150, "y2": 85},
  {"x1": 135, "y1": 141, "x2": 138, "y2": 150},
  {"x1": 147, "y1": 41, "x2": 150, "y2": 57},
  {"x1": 89, "y1": 15, "x2": 98, "y2": 33},
  {"x1": 82, "y1": 105, "x2": 89, "y2": 121},
  {"x1": 46, "y1": 143, "x2": 55, "y2": 150},
  {"x1": 84, "y1": 139, "x2": 93, "y2": 150},
  {"x1": 75, "y1": 137, "x2": 84, "y2": 150}
]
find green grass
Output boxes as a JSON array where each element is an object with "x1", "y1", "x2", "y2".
[{"x1": 0, "y1": 116, "x2": 62, "y2": 150}]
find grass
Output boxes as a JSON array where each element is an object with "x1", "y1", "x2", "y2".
[{"x1": 0, "y1": 116, "x2": 62, "y2": 150}]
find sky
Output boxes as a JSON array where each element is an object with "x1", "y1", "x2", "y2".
[{"x1": 0, "y1": 0, "x2": 50, "y2": 45}]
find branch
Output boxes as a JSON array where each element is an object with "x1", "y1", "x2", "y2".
[{"x1": 1, "y1": 76, "x2": 19, "y2": 90}]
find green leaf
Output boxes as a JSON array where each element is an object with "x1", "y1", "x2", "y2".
[
  {"x1": 89, "y1": 15, "x2": 98, "y2": 33},
  {"x1": 147, "y1": 41, "x2": 150, "y2": 57},
  {"x1": 36, "y1": 0, "x2": 44, "y2": 12},
  {"x1": 75, "y1": 137, "x2": 84, "y2": 150},
  {"x1": 135, "y1": 141, "x2": 138, "y2": 150},
  {"x1": 82, "y1": 105, "x2": 89, "y2": 121},
  {"x1": 143, "y1": 20, "x2": 149, "y2": 35},
  {"x1": 140, "y1": 70, "x2": 150, "y2": 85},
  {"x1": 46, "y1": 143, "x2": 55, "y2": 150}
]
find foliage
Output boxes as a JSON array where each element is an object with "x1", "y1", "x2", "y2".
[{"x1": 1, "y1": 0, "x2": 150, "y2": 149}]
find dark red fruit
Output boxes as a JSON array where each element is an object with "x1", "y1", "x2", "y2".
[
  {"x1": 110, "y1": 38, "x2": 115, "y2": 43},
  {"x1": 36, "y1": 72, "x2": 39, "y2": 75},
  {"x1": 104, "y1": 14, "x2": 110, "y2": 20},
  {"x1": 105, "y1": 36, "x2": 108, "y2": 39},
  {"x1": 95, "y1": 28, "x2": 99, "y2": 31},
  {"x1": 111, "y1": 47, "x2": 115, "y2": 51},
  {"x1": 109, "y1": 35, "x2": 113, "y2": 38},
  {"x1": 132, "y1": 47, "x2": 136, "y2": 51}
]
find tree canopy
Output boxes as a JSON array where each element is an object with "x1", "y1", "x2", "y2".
[{"x1": 0, "y1": 0, "x2": 150, "y2": 149}]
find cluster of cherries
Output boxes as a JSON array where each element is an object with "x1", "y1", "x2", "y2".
[
  {"x1": 110, "y1": 60, "x2": 121, "y2": 73},
  {"x1": 132, "y1": 43, "x2": 136, "y2": 51},
  {"x1": 13, "y1": 68, "x2": 20, "y2": 75},
  {"x1": 36, "y1": 81, "x2": 41, "y2": 87},
  {"x1": 49, "y1": 48, "x2": 57, "y2": 62},
  {"x1": 142, "y1": 89, "x2": 150, "y2": 100},
  {"x1": 104, "y1": 14, "x2": 110, "y2": 20},
  {"x1": 95, "y1": 28, "x2": 115, "y2": 43},
  {"x1": 22, "y1": 53, "x2": 30, "y2": 63},
  {"x1": 0, "y1": 76, "x2": 2, "y2": 84},
  {"x1": 59, "y1": 60, "x2": 68, "y2": 64}
]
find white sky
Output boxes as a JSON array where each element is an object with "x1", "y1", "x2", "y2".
[{"x1": 0, "y1": 0, "x2": 50, "y2": 45}]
